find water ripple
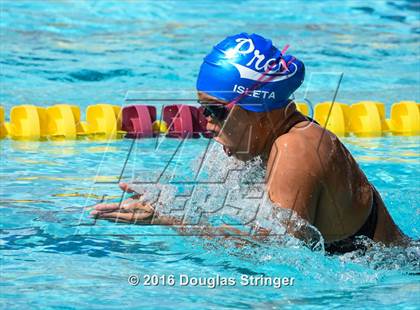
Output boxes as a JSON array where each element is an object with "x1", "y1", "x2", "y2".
[{"x1": 67, "y1": 69, "x2": 134, "y2": 82}]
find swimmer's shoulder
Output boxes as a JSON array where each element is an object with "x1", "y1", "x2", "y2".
[
  {"x1": 285, "y1": 120, "x2": 341, "y2": 153},
  {"x1": 270, "y1": 131, "x2": 314, "y2": 166},
  {"x1": 270, "y1": 126, "x2": 331, "y2": 175},
  {"x1": 272, "y1": 125, "x2": 317, "y2": 154}
]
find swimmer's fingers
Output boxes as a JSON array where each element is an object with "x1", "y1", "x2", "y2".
[
  {"x1": 92, "y1": 201, "x2": 154, "y2": 216},
  {"x1": 93, "y1": 204, "x2": 154, "y2": 224},
  {"x1": 114, "y1": 200, "x2": 154, "y2": 213},
  {"x1": 119, "y1": 182, "x2": 144, "y2": 199},
  {"x1": 119, "y1": 182, "x2": 135, "y2": 193},
  {"x1": 90, "y1": 202, "x2": 121, "y2": 214},
  {"x1": 89, "y1": 198, "x2": 135, "y2": 213}
]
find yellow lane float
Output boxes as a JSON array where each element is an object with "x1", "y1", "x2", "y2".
[
  {"x1": 9, "y1": 105, "x2": 48, "y2": 140},
  {"x1": 0, "y1": 106, "x2": 8, "y2": 139},
  {"x1": 348, "y1": 101, "x2": 383, "y2": 137},
  {"x1": 295, "y1": 102, "x2": 309, "y2": 116},
  {"x1": 46, "y1": 104, "x2": 81, "y2": 140},
  {"x1": 314, "y1": 102, "x2": 350, "y2": 137},
  {"x1": 152, "y1": 120, "x2": 168, "y2": 134},
  {"x1": 386, "y1": 101, "x2": 420, "y2": 136},
  {"x1": 86, "y1": 104, "x2": 125, "y2": 140},
  {"x1": 374, "y1": 102, "x2": 391, "y2": 134}
]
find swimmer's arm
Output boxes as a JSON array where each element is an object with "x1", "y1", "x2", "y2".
[
  {"x1": 90, "y1": 181, "x2": 317, "y2": 247},
  {"x1": 265, "y1": 136, "x2": 321, "y2": 232},
  {"x1": 91, "y1": 184, "x2": 265, "y2": 247}
]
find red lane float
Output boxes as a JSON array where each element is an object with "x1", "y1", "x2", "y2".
[
  {"x1": 122, "y1": 104, "x2": 213, "y2": 139},
  {"x1": 163, "y1": 105, "x2": 202, "y2": 138},
  {"x1": 163, "y1": 104, "x2": 197, "y2": 138},
  {"x1": 122, "y1": 105, "x2": 156, "y2": 138}
]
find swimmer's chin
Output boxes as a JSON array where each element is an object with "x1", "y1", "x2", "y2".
[
  {"x1": 218, "y1": 141, "x2": 256, "y2": 161},
  {"x1": 223, "y1": 146, "x2": 256, "y2": 161},
  {"x1": 234, "y1": 153, "x2": 257, "y2": 161},
  {"x1": 223, "y1": 146, "x2": 233, "y2": 157}
]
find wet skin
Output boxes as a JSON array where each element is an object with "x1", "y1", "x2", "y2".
[{"x1": 92, "y1": 92, "x2": 408, "y2": 246}]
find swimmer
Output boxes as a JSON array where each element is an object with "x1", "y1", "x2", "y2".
[{"x1": 91, "y1": 33, "x2": 409, "y2": 254}]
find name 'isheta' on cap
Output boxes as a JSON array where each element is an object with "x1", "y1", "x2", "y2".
[{"x1": 196, "y1": 33, "x2": 305, "y2": 112}]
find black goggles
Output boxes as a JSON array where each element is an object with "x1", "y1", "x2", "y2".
[{"x1": 198, "y1": 100, "x2": 232, "y2": 122}]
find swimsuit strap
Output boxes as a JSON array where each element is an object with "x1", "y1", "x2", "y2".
[{"x1": 284, "y1": 109, "x2": 319, "y2": 134}]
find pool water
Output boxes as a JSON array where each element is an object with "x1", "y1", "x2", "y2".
[{"x1": 1, "y1": 1, "x2": 419, "y2": 309}]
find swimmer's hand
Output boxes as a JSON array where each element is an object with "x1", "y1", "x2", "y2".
[
  {"x1": 91, "y1": 199, "x2": 155, "y2": 224},
  {"x1": 90, "y1": 182, "x2": 155, "y2": 224}
]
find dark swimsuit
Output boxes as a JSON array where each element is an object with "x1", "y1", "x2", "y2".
[
  {"x1": 324, "y1": 188, "x2": 378, "y2": 255},
  {"x1": 286, "y1": 111, "x2": 379, "y2": 255}
]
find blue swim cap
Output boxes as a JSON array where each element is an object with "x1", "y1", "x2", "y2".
[{"x1": 196, "y1": 33, "x2": 305, "y2": 112}]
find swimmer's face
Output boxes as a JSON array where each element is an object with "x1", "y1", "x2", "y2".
[{"x1": 198, "y1": 92, "x2": 266, "y2": 161}]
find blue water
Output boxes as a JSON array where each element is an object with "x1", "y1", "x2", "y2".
[{"x1": 1, "y1": 1, "x2": 419, "y2": 309}]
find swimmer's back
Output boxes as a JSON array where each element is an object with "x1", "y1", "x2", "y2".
[
  {"x1": 278, "y1": 120, "x2": 374, "y2": 242},
  {"x1": 279, "y1": 120, "x2": 407, "y2": 245}
]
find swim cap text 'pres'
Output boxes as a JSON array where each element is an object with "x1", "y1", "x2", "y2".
[{"x1": 196, "y1": 33, "x2": 305, "y2": 112}]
